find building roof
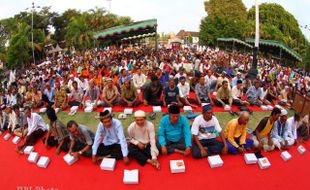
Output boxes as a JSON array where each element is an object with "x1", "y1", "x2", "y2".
[{"x1": 176, "y1": 30, "x2": 199, "y2": 38}]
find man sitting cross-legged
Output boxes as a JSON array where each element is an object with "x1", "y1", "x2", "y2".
[{"x1": 91, "y1": 110, "x2": 129, "y2": 165}]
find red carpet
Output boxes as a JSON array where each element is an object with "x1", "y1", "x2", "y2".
[{"x1": 1, "y1": 132, "x2": 309, "y2": 190}]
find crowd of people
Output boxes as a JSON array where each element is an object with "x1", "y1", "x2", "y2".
[{"x1": 0, "y1": 44, "x2": 309, "y2": 169}]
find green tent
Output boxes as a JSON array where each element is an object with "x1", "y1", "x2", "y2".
[
  {"x1": 217, "y1": 38, "x2": 253, "y2": 49},
  {"x1": 93, "y1": 19, "x2": 157, "y2": 41},
  {"x1": 245, "y1": 39, "x2": 302, "y2": 62}
]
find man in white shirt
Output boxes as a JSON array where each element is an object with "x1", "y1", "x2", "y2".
[
  {"x1": 286, "y1": 112, "x2": 301, "y2": 144},
  {"x1": 177, "y1": 77, "x2": 197, "y2": 108},
  {"x1": 17, "y1": 106, "x2": 48, "y2": 153},
  {"x1": 132, "y1": 68, "x2": 146, "y2": 89},
  {"x1": 191, "y1": 104, "x2": 228, "y2": 158},
  {"x1": 128, "y1": 110, "x2": 160, "y2": 169},
  {"x1": 232, "y1": 80, "x2": 249, "y2": 106},
  {"x1": 204, "y1": 70, "x2": 217, "y2": 91},
  {"x1": 259, "y1": 82, "x2": 271, "y2": 105}
]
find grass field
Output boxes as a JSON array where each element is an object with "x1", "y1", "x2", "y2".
[{"x1": 39, "y1": 110, "x2": 295, "y2": 136}]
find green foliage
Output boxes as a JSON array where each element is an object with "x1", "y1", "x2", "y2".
[
  {"x1": 199, "y1": 0, "x2": 249, "y2": 46},
  {"x1": 6, "y1": 22, "x2": 31, "y2": 68},
  {"x1": 247, "y1": 3, "x2": 305, "y2": 54},
  {"x1": 303, "y1": 44, "x2": 310, "y2": 71}
]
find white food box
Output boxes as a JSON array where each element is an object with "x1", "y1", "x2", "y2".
[
  {"x1": 63, "y1": 154, "x2": 78, "y2": 166},
  {"x1": 261, "y1": 105, "x2": 268, "y2": 111},
  {"x1": 281, "y1": 151, "x2": 292, "y2": 161},
  {"x1": 170, "y1": 160, "x2": 185, "y2": 173},
  {"x1": 103, "y1": 107, "x2": 112, "y2": 113},
  {"x1": 3, "y1": 133, "x2": 11, "y2": 140},
  {"x1": 84, "y1": 106, "x2": 93, "y2": 113},
  {"x1": 183, "y1": 106, "x2": 192, "y2": 112},
  {"x1": 297, "y1": 145, "x2": 306, "y2": 154},
  {"x1": 258, "y1": 157, "x2": 271, "y2": 169},
  {"x1": 100, "y1": 158, "x2": 116, "y2": 171},
  {"x1": 24, "y1": 146, "x2": 34, "y2": 154},
  {"x1": 153, "y1": 106, "x2": 162, "y2": 113},
  {"x1": 70, "y1": 106, "x2": 79, "y2": 112},
  {"x1": 12, "y1": 136, "x2": 21, "y2": 144},
  {"x1": 28, "y1": 152, "x2": 39, "y2": 163},
  {"x1": 244, "y1": 153, "x2": 258, "y2": 164},
  {"x1": 124, "y1": 108, "x2": 133, "y2": 115},
  {"x1": 224, "y1": 105, "x2": 231, "y2": 111},
  {"x1": 267, "y1": 105, "x2": 273, "y2": 110},
  {"x1": 39, "y1": 107, "x2": 47, "y2": 113},
  {"x1": 37, "y1": 156, "x2": 50, "y2": 168},
  {"x1": 208, "y1": 155, "x2": 224, "y2": 168},
  {"x1": 123, "y1": 169, "x2": 139, "y2": 184}
]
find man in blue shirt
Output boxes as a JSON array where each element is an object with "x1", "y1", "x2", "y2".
[
  {"x1": 157, "y1": 104, "x2": 192, "y2": 155},
  {"x1": 246, "y1": 80, "x2": 263, "y2": 106},
  {"x1": 163, "y1": 79, "x2": 182, "y2": 107},
  {"x1": 92, "y1": 110, "x2": 129, "y2": 164}
]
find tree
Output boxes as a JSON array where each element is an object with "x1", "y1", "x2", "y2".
[
  {"x1": 199, "y1": 0, "x2": 249, "y2": 46},
  {"x1": 247, "y1": 3, "x2": 306, "y2": 54},
  {"x1": 6, "y1": 22, "x2": 31, "y2": 68},
  {"x1": 303, "y1": 44, "x2": 310, "y2": 71}
]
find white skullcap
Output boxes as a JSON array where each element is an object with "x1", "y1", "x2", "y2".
[
  {"x1": 280, "y1": 109, "x2": 288, "y2": 116},
  {"x1": 134, "y1": 110, "x2": 146, "y2": 118}
]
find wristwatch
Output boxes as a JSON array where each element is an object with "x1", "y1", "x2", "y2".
[{"x1": 79, "y1": 151, "x2": 83, "y2": 155}]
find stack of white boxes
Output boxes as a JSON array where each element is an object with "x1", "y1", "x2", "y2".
[
  {"x1": 183, "y1": 106, "x2": 192, "y2": 112},
  {"x1": 170, "y1": 160, "x2": 185, "y2": 173},
  {"x1": 244, "y1": 153, "x2": 258, "y2": 164},
  {"x1": 24, "y1": 146, "x2": 34, "y2": 154},
  {"x1": 297, "y1": 145, "x2": 306, "y2": 154},
  {"x1": 208, "y1": 155, "x2": 224, "y2": 168},
  {"x1": 3, "y1": 133, "x2": 11, "y2": 140},
  {"x1": 37, "y1": 156, "x2": 50, "y2": 168},
  {"x1": 63, "y1": 154, "x2": 78, "y2": 166},
  {"x1": 28, "y1": 152, "x2": 39, "y2": 163},
  {"x1": 124, "y1": 108, "x2": 133, "y2": 115},
  {"x1": 100, "y1": 158, "x2": 116, "y2": 171},
  {"x1": 153, "y1": 106, "x2": 162, "y2": 113},
  {"x1": 12, "y1": 136, "x2": 21, "y2": 144},
  {"x1": 84, "y1": 106, "x2": 93, "y2": 113},
  {"x1": 123, "y1": 170, "x2": 139, "y2": 184},
  {"x1": 281, "y1": 151, "x2": 292, "y2": 161},
  {"x1": 258, "y1": 157, "x2": 271, "y2": 169}
]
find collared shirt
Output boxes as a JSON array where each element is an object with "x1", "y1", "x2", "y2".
[
  {"x1": 102, "y1": 86, "x2": 119, "y2": 101},
  {"x1": 223, "y1": 118, "x2": 247, "y2": 148},
  {"x1": 86, "y1": 86, "x2": 100, "y2": 101},
  {"x1": 128, "y1": 120, "x2": 158, "y2": 159},
  {"x1": 286, "y1": 117, "x2": 298, "y2": 140},
  {"x1": 216, "y1": 86, "x2": 232, "y2": 101},
  {"x1": 70, "y1": 87, "x2": 84, "y2": 102},
  {"x1": 27, "y1": 112, "x2": 48, "y2": 136},
  {"x1": 44, "y1": 88, "x2": 55, "y2": 103},
  {"x1": 246, "y1": 86, "x2": 262, "y2": 99},
  {"x1": 92, "y1": 119, "x2": 128, "y2": 156},
  {"x1": 49, "y1": 120, "x2": 69, "y2": 142},
  {"x1": 70, "y1": 124, "x2": 94, "y2": 145},
  {"x1": 121, "y1": 85, "x2": 137, "y2": 101},
  {"x1": 204, "y1": 75, "x2": 217, "y2": 87},
  {"x1": 12, "y1": 112, "x2": 27, "y2": 131},
  {"x1": 195, "y1": 83, "x2": 210, "y2": 99},
  {"x1": 232, "y1": 86, "x2": 243, "y2": 99},
  {"x1": 177, "y1": 82, "x2": 190, "y2": 98},
  {"x1": 158, "y1": 115, "x2": 191, "y2": 147}
]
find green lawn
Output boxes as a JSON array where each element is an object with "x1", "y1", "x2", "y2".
[{"x1": 39, "y1": 110, "x2": 295, "y2": 136}]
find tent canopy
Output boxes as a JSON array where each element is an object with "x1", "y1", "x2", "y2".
[
  {"x1": 246, "y1": 39, "x2": 302, "y2": 62},
  {"x1": 93, "y1": 19, "x2": 157, "y2": 41},
  {"x1": 217, "y1": 38, "x2": 253, "y2": 48}
]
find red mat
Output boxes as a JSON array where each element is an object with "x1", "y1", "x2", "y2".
[{"x1": 1, "y1": 132, "x2": 309, "y2": 190}]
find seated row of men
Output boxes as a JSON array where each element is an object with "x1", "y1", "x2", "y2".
[
  {"x1": 38, "y1": 72, "x2": 278, "y2": 113},
  {"x1": 0, "y1": 104, "x2": 308, "y2": 170}
]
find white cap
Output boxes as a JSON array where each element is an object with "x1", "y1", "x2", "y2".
[
  {"x1": 280, "y1": 109, "x2": 288, "y2": 116},
  {"x1": 134, "y1": 110, "x2": 146, "y2": 118}
]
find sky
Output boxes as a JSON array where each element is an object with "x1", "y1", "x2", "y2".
[{"x1": 0, "y1": 0, "x2": 309, "y2": 39}]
